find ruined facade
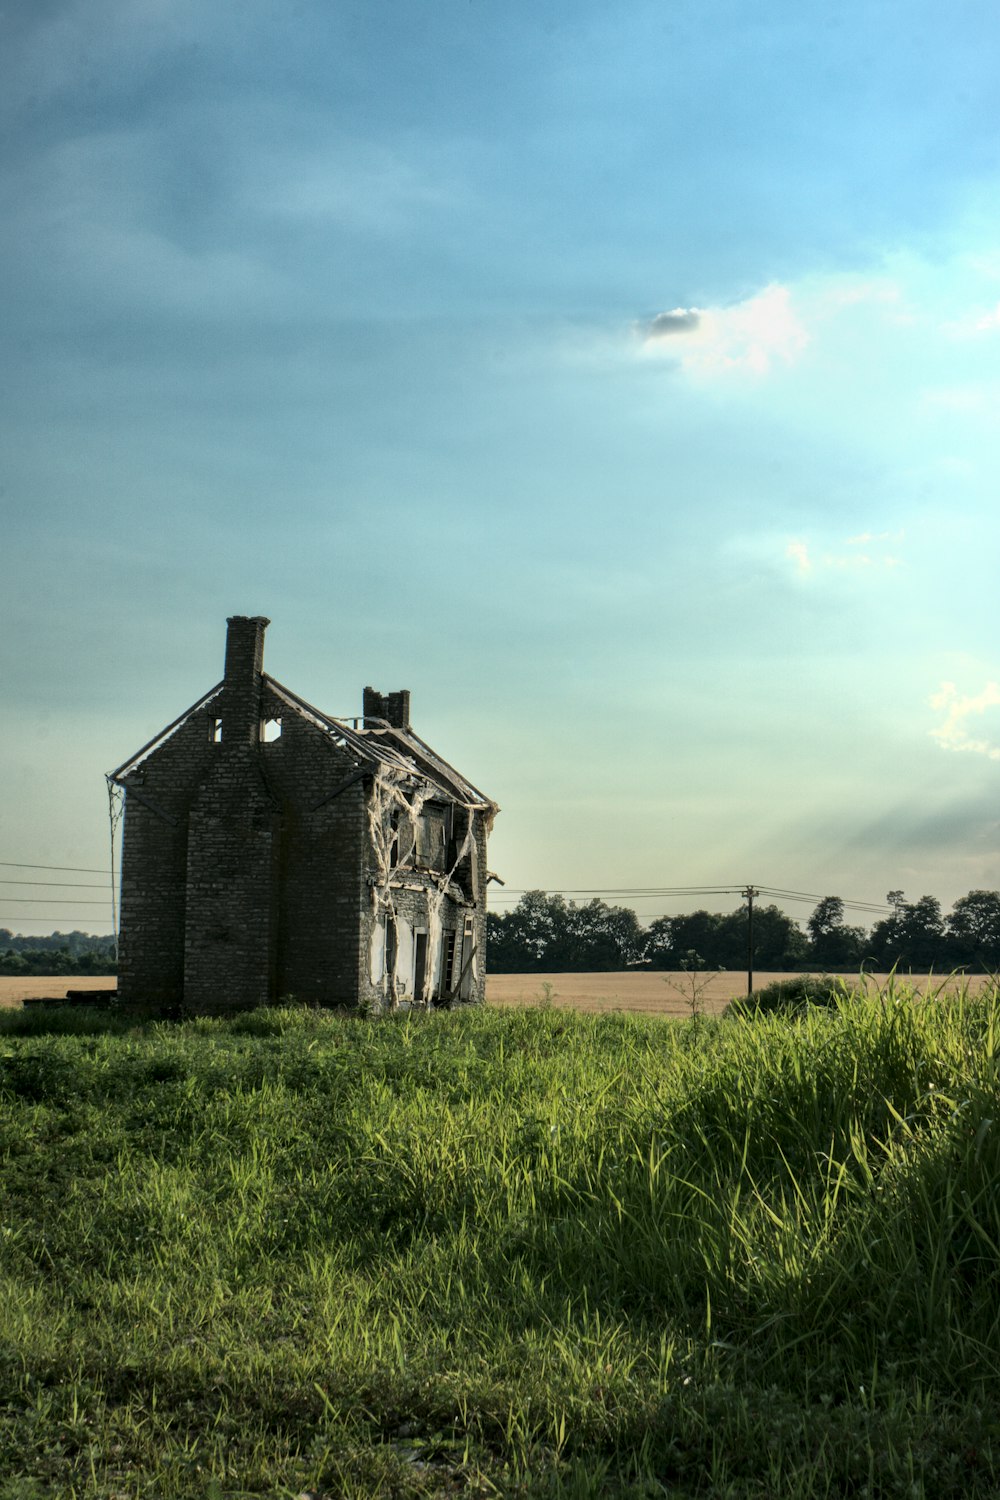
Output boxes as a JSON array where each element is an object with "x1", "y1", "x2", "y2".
[{"x1": 110, "y1": 617, "x2": 498, "y2": 1012}]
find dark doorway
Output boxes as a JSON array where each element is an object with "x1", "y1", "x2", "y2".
[{"x1": 413, "y1": 930, "x2": 428, "y2": 1002}]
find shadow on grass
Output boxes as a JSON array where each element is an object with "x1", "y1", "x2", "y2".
[{"x1": 0, "y1": 1004, "x2": 161, "y2": 1038}]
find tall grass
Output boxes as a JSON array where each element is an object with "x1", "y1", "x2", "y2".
[{"x1": 0, "y1": 987, "x2": 997, "y2": 1496}]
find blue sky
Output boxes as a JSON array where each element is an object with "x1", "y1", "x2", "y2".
[{"x1": 3, "y1": 0, "x2": 1000, "y2": 935}]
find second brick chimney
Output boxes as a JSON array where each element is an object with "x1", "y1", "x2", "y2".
[{"x1": 363, "y1": 686, "x2": 411, "y2": 731}]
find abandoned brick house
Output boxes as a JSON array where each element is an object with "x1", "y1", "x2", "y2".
[{"x1": 109, "y1": 616, "x2": 498, "y2": 1012}]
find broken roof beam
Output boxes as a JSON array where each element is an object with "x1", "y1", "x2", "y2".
[{"x1": 381, "y1": 726, "x2": 496, "y2": 809}]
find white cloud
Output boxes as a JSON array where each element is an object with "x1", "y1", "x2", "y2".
[
  {"x1": 785, "y1": 533, "x2": 903, "y2": 578},
  {"x1": 638, "y1": 283, "x2": 808, "y2": 377},
  {"x1": 929, "y1": 681, "x2": 1000, "y2": 761},
  {"x1": 919, "y1": 385, "x2": 996, "y2": 413},
  {"x1": 821, "y1": 277, "x2": 901, "y2": 308},
  {"x1": 846, "y1": 530, "x2": 903, "y2": 546},
  {"x1": 786, "y1": 540, "x2": 812, "y2": 574},
  {"x1": 813, "y1": 275, "x2": 915, "y2": 326}
]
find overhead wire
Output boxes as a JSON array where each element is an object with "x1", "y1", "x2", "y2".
[
  {"x1": 488, "y1": 883, "x2": 891, "y2": 916},
  {"x1": 0, "y1": 899, "x2": 113, "y2": 905},
  {"x1": 0, "y1": 861, "x2": 894, "y2": 930},
  {"x1": 0, "y1": 861, "x2": 112, "y2": 874},
  {"x1": 0, "y1": 880, "x2": 110, "y2": 889}
]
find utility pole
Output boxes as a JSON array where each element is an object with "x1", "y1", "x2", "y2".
[{"x1": 743, "y1": 886, "x2": 759, "y2": 997}]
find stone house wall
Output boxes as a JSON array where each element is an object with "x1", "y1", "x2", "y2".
[{"x1": 114, "y1": 616, "x2": 495, "y2": 1013}]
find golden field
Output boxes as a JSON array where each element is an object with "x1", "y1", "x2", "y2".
[
  {"x1": 486, "y1": 969, "x2": 995, "y2": 1016},
  {"x1": 0, "y1": 970, "x2": 993, "y2": 1015},
  {"x1": 0, "y1": 975, "x2": 118, "y2": 1008}
]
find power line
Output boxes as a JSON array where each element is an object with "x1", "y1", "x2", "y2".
[
  {"x1": 0, "y1": 861, "x2": 112, "y2": 875},
  {"x1": 3, "y1": 862, "x2": 892, "y2": 917},
  {"x1": 0, "y1": 880, "x2": 111, "y2": 889},
  {"x1": 0, "y1": 899, "x2": 113, "y2": 906},
  {"x1": 0, "y1": 921, "x2": 114, "y2": 928},
  {"x1": 488, "y1": 884, "x2": 891, "y2": 916}
]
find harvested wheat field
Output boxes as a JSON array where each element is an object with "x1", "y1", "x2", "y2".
[
  {"x1": 486, "y1": 969, "x2": 996, "y2": 1016},
  {"x1": 0, "y1": 971, "x2": 992, "y2": 1016},
  {"x1": 0, "y1": 976, "x2": 117, "y2": 1009}
]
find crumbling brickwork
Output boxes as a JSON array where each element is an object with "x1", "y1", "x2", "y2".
[{"x1": 111, "y1": 617, "x2": 498, "y2": 1014}]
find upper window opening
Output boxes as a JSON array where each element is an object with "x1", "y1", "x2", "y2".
[
  {"x1": 414, "y1": 807, "x2": 448, "y2": 872},
  {"x1": 210, "y1": 718, "x2": 223, "y2": 743},
  {"x1": 261, "y1": 718, "x2": 282, "y2": 743}
]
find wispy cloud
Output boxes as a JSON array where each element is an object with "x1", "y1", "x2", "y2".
[
  {"x1": 785, "y1": 533, "x2": 904, "y2": 577},
  {"x1": 920, "y1": 385, "x2": 994, "y2": 413},
  {"x1": 242, "y1": 139, "x2": 460, "y2": 234},
  {"x1": 930, "y1": 682, "x2": 1000, "y2": 761},
  {"x1": 637, "y1": 284, "x2": 808, "y2": 376},
  {"x1": 940, "y1": 296, "x2": 1000, "y2": 338},
  {"x1": 845, "y1": 530, "x2": 903, "y2": 546},
  {"x1": 786, "y1": 540, "x2": 812, "y2": 574}
]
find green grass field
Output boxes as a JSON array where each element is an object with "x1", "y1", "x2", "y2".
[{"x1": 0, "y1": 988, "x2": 998, "y2": 1497}]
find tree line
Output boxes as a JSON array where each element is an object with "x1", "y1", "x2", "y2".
[
  {"x1": 486, "y1": 890, "x2": 1000, "y2": 973},
  {"x1": 0, "y1": 930, "x2": 117, "y2": 977}
]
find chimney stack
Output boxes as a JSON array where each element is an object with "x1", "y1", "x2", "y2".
[
  {"x1": 363, "y1": 686, "x2": 411, "y2": 731},
  {"x1": 223, "y1": 616, "x2": 270, "y2": 744}
]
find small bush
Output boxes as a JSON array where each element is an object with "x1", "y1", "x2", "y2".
[{"x1": 726, "y1": 973, "x2": 847, "y2": 1018}]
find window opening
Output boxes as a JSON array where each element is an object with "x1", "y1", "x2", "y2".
[
  {"x1": 460, "y1": 916, "x2": 476, "y2": 1000},
  {"x1": 414, "y1": 807, "x2": 447, "y2": 871},
  {"x1": 210, "y1": 718, "x2": 223, "y2": 743},
  {"x1": 261, "y1": 718, "x2": 282, "y2": 742}
]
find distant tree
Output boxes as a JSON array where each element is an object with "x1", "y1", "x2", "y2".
[
  {"x1": 486, "y1": 890, "x2": 566, "y2": 971},
  {"x1": 868, "y1": 914, "x2": 900, "y2": 969},
  {"x1": 808, "y1": 896, "x2": 845, "y2": 939},
  {"x1": 870, "y1": 895, "x2": 945, "y2": 970},
  {"x1": 746, "y1": 904, "x2": 810, "y2": 969},
  {"x1": 645, "y1": 905, "x2": 806, "y2": 971},
  {"x1": 486, "y1": 892, "x2": 644, "y2": 972},
  {"x1": 807, "y1": 896, "x2": 867, "y2": 967},
  {"x1": 664, "y1": 911, "x2": 733, "y2": 969},
  {"x1": 947, "y1": 890, "x2": 1000, "y2": 970},
  {"x1": 563, "y1": 899, "x2": 646, "y2": 970},
  {"x1": 897, "y1": 896, "x2": 945, "y2": 969},
  {"x1": 0, "y1": 930, "x2": 115, "y2": 958},
  {"x1": 643, "y1": 916, "x2": 674, "y2": 969}
]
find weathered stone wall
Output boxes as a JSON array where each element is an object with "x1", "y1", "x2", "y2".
[
  {"x1": 118, "y1": 704, "x2": 369, "y2": 1011},
  {"x1": 256, "y1": 684, "x2": 366, "y2": 1005},
  {"x1": 116, "y1": 707, "x2": 220, "y2": 1006},
  {"x1": 115, "y1": 617, "x2": 495, "y2": 1014},
  {"x1": 183, "y1": 750, "x2": 280, "y2": 1012}
]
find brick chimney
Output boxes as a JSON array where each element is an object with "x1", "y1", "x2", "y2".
[
  {"x1": 363, "y1": 686, "x2": 411, "y2": 731},
  {"x1": 222, "y1": 616, "x2": 270, "y2": 744}
]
